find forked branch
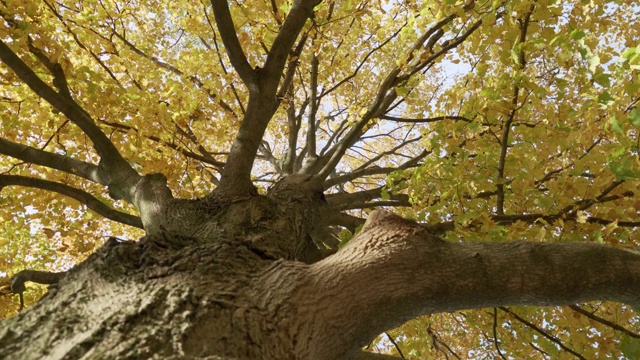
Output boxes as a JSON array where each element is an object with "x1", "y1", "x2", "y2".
[
  {"x1": 0, "y1": 40, "x2": 140, "y2": 202},
  {"x1": 210, "y1": 0, "x2": 257, "y2": 90}
]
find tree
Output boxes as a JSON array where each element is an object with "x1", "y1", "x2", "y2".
[{"x1": 0, "y1": 0, "x2": 639, "y2": 358}]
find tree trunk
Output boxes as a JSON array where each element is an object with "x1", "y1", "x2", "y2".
[{"x1": 3, "y1": 189, "x2": 640, "y2": 360}]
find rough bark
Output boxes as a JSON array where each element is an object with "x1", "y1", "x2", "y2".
[{"x1": 3, "y1": 184, "x2": 640, "y2": 359}]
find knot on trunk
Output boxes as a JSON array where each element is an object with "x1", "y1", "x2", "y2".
[{"x1": 267, "y1": 174, "x2": 325, "y2": 204}]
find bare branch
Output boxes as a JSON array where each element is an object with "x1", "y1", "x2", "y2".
[
  {"x1": 99, "y1": 120, "x2": 225, "y2": 170},
  {"x1": 500, "y1": 307, "x2": 585, "y2": 359},
  {"x1": 283, "y1": 94, "x2": 306, "y2": 174},
  {"x1": 327, "y1": 186, "x2": 409, "y2": 209},
  {"x1": 496, "y1": 4, "x2": 535, "y2": 215},
  {"x1": 307, "y1": 54, "x2": 319, "y2": 159},
  {"x1": 569, "y1": 305, "x2": 640, "y2": 339},
  {"x1": 10, "y1": 270, "x2": 66, "y2": 294},
  {"x1": 492, "y1": 308, "x2": 507, "y2": 360},
  {"x1": 338, "y1": 200, "x2": 411, "y2": 211},
  {"x1": 384, "y1": 332, "x2": 406, "y2": 359},
  {"x1": 0, "y1": 175, "x2": 143, "y2": 228},
  {"x1": 315, "y1": 10, "x2": 488, "y2": 180},
  {"x1": 210, "y1": 0, "x2": 257, "y2": 89},
  {"x1": 427, "y1": 325, "x2": 462, "y2": 360},
  {"x1": 26, "y1": 39, "x2": 73, "y2": 100},
  {"x1": 324, "y1": 166, "x2": 399, "y2": 188},
  {"x1": 319, "y1": 21, "x2": 405, "y2": 99},
  {"x1": 0, "y1": 138, "x2": 103, "y2": 184},
  {"x1": 262, "y1": 0, "x2": 321, "y2": 93},
  {"x1": 381, "y1": 115, "x2": 472, "y2": 123},
  {"x1": 40, "y1": 0, "x2": 123, "y2": 87},
  {"x1": 534, "y1": 137, "x2": 602, "y2": 188},
  {"x1": 277, "y1": 33, "x2": 309, "y2": 101}
]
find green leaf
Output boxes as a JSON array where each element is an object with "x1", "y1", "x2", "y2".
[
  {"x1": 609, "y1": 157, "x2": 640, "y2": 181},
  {"x1": 570, "y1": 29, "x2": 586, "y2": 40},
  {"x1": 610, "y1": 116, "x2": 623, "y2": 134},
  {"x1": 630, "y1": 53, "x2": 640, "y2": 70},
  {"x1": 578, "y1": 47, "x2": 589, "y2": 59},
  {"x1": 280, "y1": 2, "x2": 290, "y2": 14},
  {"x1": 549, "y1": 35, "x2": 563, "y2": 46},
  {"x1": 593, "y1": 73, "x2": 610, "y2": 87},
  {"x1": 621, "y1": 47, "x2": 637, "y2": 60},
  {"x1": 479, "y1": 88, "x2": 499, "y2": 100},
  {"x1": 598, "y1": 91, "x2": 614, "y2": 105},
  {"x1": 628, "y1": 108, "x2": 640, "y2": 128},
  {"x1": 381, "y1": 187, "x2": 390, "y2": 201},
  {"x1": 396, "y1": 86, "x2": 409, "y2": 96},
  {"x1": 125, "y1": 93, "x2": 141, "y2": 100},
  {"x1": 620, "y1": 335, "x2": 640, "y2": 358},
  {"x1": 595, "y1": 231, "x2": 604, "y2": 243}
]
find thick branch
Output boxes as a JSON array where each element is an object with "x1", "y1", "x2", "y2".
[
  {"x1": 326, "y1": 186, "x2": 408, "y2": 208},
  {"x1": 301, "y1": 210, "x2": 640, "y2": 358},
  {"x1": 210, "y1": 0, "x2": 257, "y2": 89},
  {"x1": 284, "y1": 94, "x2": 303, "y2": 174},
  {"x1": 318, "y1": 209, "x2": 365, "y2": 232},
  {"x1": 0, "y1": 138, "x2": 103, "y2": 184},
  {"x1": 213, "y1": 0, "x2": 320, "y2": 194},
  {"x1": 0, "y1": 175, "x2": 143, "y2": 228},
  {"x1": 10, "y1": 270, "x2": 67, "y2": 294},
  {"x1": 261, "y1": 0, "x2": 320, "y2": 93}
]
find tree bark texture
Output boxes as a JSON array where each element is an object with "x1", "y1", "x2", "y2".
[{"x1": 2, "y1": 188, "x2": 640, "y2": 360}]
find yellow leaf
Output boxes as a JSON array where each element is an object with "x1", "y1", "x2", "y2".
[
  {"x1": 576, "y1": 211, "x2": 588, "y2": 224},
  {"x1": 603, "y1": 220, "x2": 618, "y2": 236}
]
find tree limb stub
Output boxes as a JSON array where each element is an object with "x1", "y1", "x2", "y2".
[{"x1": 10, "y1": 270, "x2": 67, "y2": 294}]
